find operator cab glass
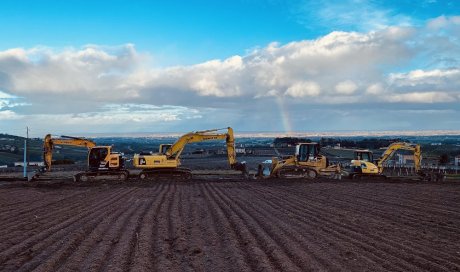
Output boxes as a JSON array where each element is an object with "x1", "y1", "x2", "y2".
[
  {"x1": 355, "y1": 151, "x2": 373, "y2": 162},
  {"x1": 160, "y1": 144, "x2": 172, "y2": 154},
  {"x1": 88, "y1": 147, "x2": 109, "y2": 169},
  {"x1": 297, "y1": 143, "x2": 319, "y2": 162}
]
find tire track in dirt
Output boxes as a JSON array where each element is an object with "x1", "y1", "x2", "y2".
[
  {"x1": 129, "y1": 182, "x2": 171, "y2": 271},
  {"x1": 206, "y1": 183, "x2": 302, "y2": 272},
  {"x1": 325, "y1": 183, "x2": 460, "y2": 217},
  {"x1": 337, "y1": 184, "x2": 460, "y2": 219},
  {"x1": 2, "y1": 189, "x2": 135, "y2": 272},
  {"x1": 306, "y1": 186, "x2": 460, "y2": 241},
  {"x1": 249, "y1": 183, "x2": 460, "y2": 271},
  {"x1": 0, "y1": 188, "x2": 136, "y2": 270},
  {"x1": 221, "y1": 184, "x2": 390, "y2": 271},
  {"x1": 17, "y1": 192, "x2": 139, "y2": 272},
  {"x1": 75, "y1": 192, "x2": 145, "y2": 272},
  {"x1": 273, "y1": 183, "x2": 460, "y2": 262},
  {"x1": 182, "y1": 183, "x2": 206, "y2": 271},
  {"x1": 196, "y1": 182, "x2": 250, "y2": 271},
  {"x1": 273, "y1": 183, "x2": 460, "y2": 241},
  {"x1": 0, "y1": 189, "x2": 111, "y2": 243},
  {"x1": 199, "y1": 182, "x2": 260, "y2": 271},
  {"x1": 98, "y1": 195, "x2": 154, "y2": 272},
  {"x1": 42, "y1": 185, "x2": 164, "y2": 272},
  {"x1": 0, "y1": 189, "x2": 91, "y2": 222},
  {"x1": 266, "y1": 183, "x2": 460, "y2": 270},
  {"x1": 150, "y1": 181, "x2": 181, "y2": 271},
  {"x1": 247, "y1": 184, "x2": 422, "y2": 271},
  {"x1": 0, "y1": 188, "x2": 130, "y2": 253}
]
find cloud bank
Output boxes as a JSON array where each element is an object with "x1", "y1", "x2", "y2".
[{"x1": 1, "y1": 16, "x2": 459, "y2": 134}]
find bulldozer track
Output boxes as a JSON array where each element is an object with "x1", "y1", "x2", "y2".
[{"x1": 1, "y1": 179, "x2": 459, "y2": 271}]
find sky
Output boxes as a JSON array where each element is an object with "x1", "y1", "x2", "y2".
[{"x1": 0, "y1": 0, "x2": 460, "y2": 137}]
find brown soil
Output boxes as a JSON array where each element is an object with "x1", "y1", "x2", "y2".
[{"x1": 0, "y1": 179, "x2": 460, "y2": 271}]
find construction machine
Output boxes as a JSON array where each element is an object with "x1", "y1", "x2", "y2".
[
  {"x1": 133, "y1": 127, "x2": 247, "y2": 180},
  {"x1": 259, "y1": 142, "x2": 341, "y2": 179},
  {"x1": 348, "y1": 142, "x2": 444, "y2": 181},
  {"x1": 40, "y1": 134, "x2": 129, "y2": 182}
]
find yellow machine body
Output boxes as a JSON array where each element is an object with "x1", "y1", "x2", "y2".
[
  {"x1": 268, "y1": 142, "x2": 341, "y2": 179},
  {"x1": 133, "y1": 128, "x2": 246, "y2": 178},
  {"x1": 40, "y1": 134, "x2": 128, "y2": 182},
  {"x1": 349, "y1": 142, "x2": 422, "y2": 178}
]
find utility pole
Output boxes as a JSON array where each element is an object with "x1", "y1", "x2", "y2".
[{"x1": 23, "y1": 126, "x2": 28, "y2": 179}]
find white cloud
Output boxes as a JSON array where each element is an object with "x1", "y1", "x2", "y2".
[
  {"x1": 285, "y1": 81, "x2": 320, "y2": 97},
  {"x1": 427, "y1": 15, "x2": 460, "y2": 30},
  {"x1": 366, "y1": 83, "x2": 384, "y2": 95},
  {"x1": 0, "y1": 110, "x2": 22, "y2": 120},
  {"x1": 1, "y1": 15, "x2": 460, "y2": 132},
  {"x1": 335, "y1": 80, "x2": 357, "y2": 95},
  {"x1": 385, "y1": 92, "x2": 456, "y2": 103},
  {"x1": 389, "y1": 69, "x2": 460, "y2": 87}
]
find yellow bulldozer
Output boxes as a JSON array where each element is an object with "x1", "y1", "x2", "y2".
[
  {"x1": 133, "y1": 127, "x2": 247, "y2": 180},
  {"x1": 258, "y1": 142, "x2": 341, "y2": 179},
  {"x1": 38, "y1": 134, "x2": 129, "y2": 182}
]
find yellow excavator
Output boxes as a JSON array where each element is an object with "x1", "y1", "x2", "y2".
[
  {"x1": 348, "y1": 142, "x2": 443, "y2": 181},
  {"x1": 259, "y1": 142, "x2": 341, "y2": 179},
  {"x1": 40, "y1": 134, "x2": 129, "y2": 182},
  {"x1": 133, "y1": 127, "x2": 247, "y2": 180}
]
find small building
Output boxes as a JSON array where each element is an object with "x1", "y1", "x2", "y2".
[
  {"x1": 235, "y1": 148, "x2": 246, "y2": 154},
  {"x1": 397, "y1": 154, "x2": 415, "y2": 165},
  {"x1": 14, "y1": 162, "x2": 45, "y2": 167},
  {"x1": 455, "y1": 156, "x2": 460, "y2": 166}
]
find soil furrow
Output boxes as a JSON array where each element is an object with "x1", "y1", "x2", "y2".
[
  {"x1": 129, "y1": 183, "x2": 170, "y2": 271},
  {"x1": 250, "y1": 184, "x2": 459, "y2": 271},
  {"x1": 0, "y1": 189, "x2": 119, "y2": 244},
  {"x1": 207, "y1": 182, "x2": 301, "y2": 271},
  {"x1": 200, "y1": 182, "x2": 260, "y2": 271},
  {"x1": 229, "y1": 184, "x2": 390, "y2": 271},
  {"x1": 100, "y1": 197, "x2": 153, "y2": 272},
  {"x1": 78, "y1": 194, "x2": 144, "y2": 272},
  {"x1": 53, "y1": 185, "x2": 164, "y2": 272},
  {"x1": 0, "y1": 189, "x2": 91, "y2": 223},
  {"x1": 268, "y1": 184, "x2": 460, "y2": 265},
  {"x1": 0, "y1": 188, "x2": 136, "y2": 269}
]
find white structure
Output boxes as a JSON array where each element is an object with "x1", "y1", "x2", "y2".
[
  {"x1": 455, "y1": 156, "x2": 460, "y2": 166},
  {"x1": 14, "y1": 162, "x2": 45, "y2": 167}
]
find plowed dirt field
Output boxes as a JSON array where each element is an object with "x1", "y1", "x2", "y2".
[{"x1": 1, "y1": 179, "x2": 459, "y2": 271}]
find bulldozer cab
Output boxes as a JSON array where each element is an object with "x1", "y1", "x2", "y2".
[
  {"x1": 296, "y1": 143, "x2": 320, "y2": 162},
  {"x1": 354, "y1": 150, "x2": 373, "y2": 162}
]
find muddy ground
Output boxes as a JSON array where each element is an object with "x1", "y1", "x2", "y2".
[{"x1": 0, "y1": 178, "x2": 459, "y2": 271}]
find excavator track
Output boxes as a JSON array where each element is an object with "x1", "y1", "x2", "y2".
[
  {"x1": 73, "y1": 170, "x2": 129, "y2": 182},
  {"x1": 138, "y1": 167, "x2": 192, "y2": 181}
]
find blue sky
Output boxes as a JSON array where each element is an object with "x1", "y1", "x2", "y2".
[{"x1": 0, "y1": 0, "x2": 460, "y2": 136}]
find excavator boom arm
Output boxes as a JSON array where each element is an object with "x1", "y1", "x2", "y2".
[
  {"x1": 377, "y1": 142, "x2": 421, "y2": 174},
  {"x1": 43, "y1": 134, "x2": 96, "y2": 171},
  {"x1": 165, "y1": 127, "x2": 240, "y2": 169}
]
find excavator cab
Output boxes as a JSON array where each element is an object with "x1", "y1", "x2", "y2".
[
  {"x1": 349, "y1": 150, "x2": 379, "y2": 177},
  {"x1": 296, "y1": 143, "x2": 320, "y2": 162},
  {"x1": 88, "y1": 146, "x2": 124, "y2": 171},
  {"x1": 354, "y1": 150, "x2": 373, "y2": 162},
  {"x1": 159, "y1": 144, "x2": 172, "y2": 154},
  {"x1": 88, "y1": 147, "x2": 109, "y2": 170}
]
